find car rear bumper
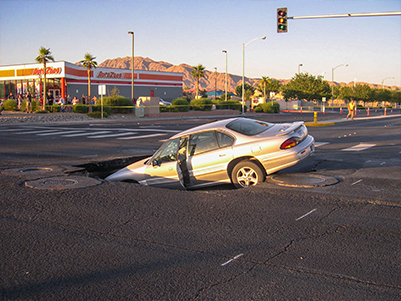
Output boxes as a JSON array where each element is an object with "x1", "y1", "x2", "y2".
[{"x1": 261, "y1": 135, "x2": 315, "y2": 174}]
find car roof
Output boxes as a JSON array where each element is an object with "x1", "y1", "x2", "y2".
[{"x1": 170, "y1": 117, "x2": 239, "y2": 139}]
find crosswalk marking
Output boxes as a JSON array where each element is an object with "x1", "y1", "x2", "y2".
[
  {"x1": 87, "y1": 132, "x2": 137, "y2": 139},
  {"x1": 36, "y1": 130, "x2": 84, "y2": 136},
  {"x1": 341, "y1": 143, "x2": 376, "y2": 151},
  {"x1": 62, "y1": 131, "x2": 112, "y2": 137},
  {"x1": 15, "y1": 129, "x2": 60, "y2": 135},
  {"x1": 118, "y1": 133, "x2": 166, "y2": 140}
]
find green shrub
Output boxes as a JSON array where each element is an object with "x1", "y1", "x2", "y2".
[
  {"x1": 21, "y1": 100, "x2": 40, "y2": 112},
  {"x1": 3, "y1": 99, "x2": 17, "y2": 111},
  {"x1": 255, "y1": 101, "x2": 280, "y2": 113},
  {"x1": 73, "y1": 104, "x2": 88, "y2": 114},
  {"x1": 357, "y1": 105, "x2": 365, "y2": 109},
  {"x1": 93, "y1": 104, "x2": 112, "y2": 116},
  {"x1": 52, "y1": 105, "x2": 61, "y2": 112},
  {"x1": 87, "y1": 111, "x2": 109, "y2": 118},
  {"x1": 190, "y1": 98, "x2": 213, "y2": 111},
  {"x1": 102, "y1": 96, "x2": 133, "y2": 113},
  {"x1": 171, "y1": 98, "x2": 190, "y2": 112},
  {"x1": 386, "y1": 104, "x2": 393, "y2": 108}
]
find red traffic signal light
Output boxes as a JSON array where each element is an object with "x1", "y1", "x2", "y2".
[{"x1": 277, "y1": 7, "x2": 288, "y2": 33}]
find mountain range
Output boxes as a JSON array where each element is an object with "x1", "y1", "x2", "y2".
[{"x1": 98, "y1": 56, "x2": 399, "y2": 92}]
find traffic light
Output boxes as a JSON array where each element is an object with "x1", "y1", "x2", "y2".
[{"x1": 277, "y1": 7, "x2": 288, "y2": 33}]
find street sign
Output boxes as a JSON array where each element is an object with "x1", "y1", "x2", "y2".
[{"x1": 98, "y1": 85, "x2": 106, "y2": 95}]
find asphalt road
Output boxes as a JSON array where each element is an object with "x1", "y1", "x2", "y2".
[{"x1": 0, "y1": 113, "x2": 400, "y2": 300}]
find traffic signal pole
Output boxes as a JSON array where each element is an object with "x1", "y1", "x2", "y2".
[{"x1": 288, "y1": 11, "x2": 401, "y2": 20}]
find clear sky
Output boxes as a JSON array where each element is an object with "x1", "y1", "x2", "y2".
[{"x1": 1, "y1": 0, "x2": 400, "y2": 87}]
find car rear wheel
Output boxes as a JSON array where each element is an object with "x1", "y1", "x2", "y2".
[{"x1": 231, "y1": 160, "x2": 264, "y2": 189}]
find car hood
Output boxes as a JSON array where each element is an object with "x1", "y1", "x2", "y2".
[{"x1": 105, "y1": 158, "x2": 149, "y2": 182}]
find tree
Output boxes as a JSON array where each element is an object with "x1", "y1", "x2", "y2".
[
  {"x1": 35, "y1": 47, "x2": 54, "y2": 110},
  {"x1": 281, "y1": 73, "x2": 331, "y2": 102},
  {"x1": 235, "y1": 83, "x2": 255, "y2": 101},
  {"x1": 80, "y1": 53, "x2": 98, "y2": 112},
  {"x1": 257, "y1": 76, "x2": 281, "y2": 102},
  {"x1": 191, "y1": 64, "x2": 206, "y2": 99}
]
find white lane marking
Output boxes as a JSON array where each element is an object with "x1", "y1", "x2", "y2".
[
  {"x1": 221, "y1": 254, "x2": 244, "y2": 266},
  {"x1": 341, "y1": 143, "x2": 376, "y2": 151},
  {"x1": 351, "y1": 179, "x2": 363, "y2": 186},
  {"x1": 14, "y1": 129, "x2": 60, "y2": 135},
  {"x1": 315, "y1": 142, "x2": 329, "y2": 147},
  {"x1": 36, "y1": 130, "x2": 84, "y2": 136},
  {"x1": 0, "y1": 128, "x2": 29, "y2": 132},
  {"x1": 62, "y1": 131, "x2": 112, "y2": 137},
  {"x1": 296, "y1": 209, "x2": 317, "y2": 221},
  {"x1": 380, "y1": 162, "x2": 386, "y2": 166},
  {"x1": 118, "y1": 133, "x2": 166, "y2": 140},
  {"x1": 87, "y1": 132, "x2": 136, "y2": 139}
]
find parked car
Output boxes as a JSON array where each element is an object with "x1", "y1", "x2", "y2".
[
  {"x1": 106, "y1": 117, "x2": 315, "y2": 189},
  {"x1": 159, "y1": 98, "x2": 172, "y2": 106}
]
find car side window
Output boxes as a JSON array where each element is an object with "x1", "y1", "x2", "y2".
[
  {"x1": 216, "y1": 131, "x2": 234, "y2": 148},
  {"x1": 158, "y1": 138, "x2": 180, "y2": 163},
  {"x1": 189, "y1": 131, "x2": 218, "y2": 156}
]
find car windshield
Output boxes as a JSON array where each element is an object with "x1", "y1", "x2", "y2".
[{"x1": 226, "y1": 118, "x2": 273, "y2": 136}]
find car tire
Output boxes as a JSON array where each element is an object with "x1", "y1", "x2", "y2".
[{"x1": 231, "y1": 160, "x2": 264, "y2": 189}]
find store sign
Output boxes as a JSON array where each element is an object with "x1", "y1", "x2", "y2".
[
  {"x1": 98, "y1": 71, "x2": 122, "y2": 78},
  {"x1": 32, "y1": 67, "x2": 62, "y2": 75}
]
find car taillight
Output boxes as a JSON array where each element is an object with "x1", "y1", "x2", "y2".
[{"x1": 280, "y1": 137, "x2": 300, "y2": 149}]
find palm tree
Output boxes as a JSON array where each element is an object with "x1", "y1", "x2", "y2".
[
  {"x1": 191, "y1": 64, "x2": 206, "y2": 99},
  {"x1": 80, "y1": 53, "x2": 98, "y2": 112},
  {"x1": 35, "y1": 47, "x2": 54, "y2": 110},
  {"x1": 258, "y1": 76, "x2": 270, "y2": 102}
]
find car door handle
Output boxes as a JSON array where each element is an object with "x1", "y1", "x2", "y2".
[
  {"x1": 219, "y1": 154, "x2": 226, "y2": 157},
  {"x1": 168, "y1": 167, "x2": 173, "y2": 171}
]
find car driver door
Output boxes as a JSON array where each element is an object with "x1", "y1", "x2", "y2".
[{"x1": 145, "y1": 138, "x2": 184, "y2": 189}]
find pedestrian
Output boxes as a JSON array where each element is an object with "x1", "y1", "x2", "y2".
[
  {"x1": 8, "y1": 92, "x2": 14, "y2": 100},
  {"x1": 26, "y1": 91, "x2": 33, "y2": 113},
  {"x1": 47, "y1": 91, "x2": 54, "y2": 112},
  {"x1": 72, "y1": 96, "x2": 79, "y2": 105},
  {"x1": 67, "y1": 94, "x2": 72, "y2": 105},
  {"x1": 17, "y1": 94, "x2": 23, "y2": 110},
  {"x1": 347, "y1": 99, "x2": 355, "y2": 120},
  {"x1": 81, "y1": 94, "x2": 86, "y2": 105},
  {"x1": 92, "y1": 95, "x2": 97, "y2": 105}
]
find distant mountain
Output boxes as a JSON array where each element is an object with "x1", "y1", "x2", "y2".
[{"x1": 98, "y1": 56, "x2": 399, "y2": 92}]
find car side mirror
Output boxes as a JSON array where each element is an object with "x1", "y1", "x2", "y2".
[{"x1": 152, "y1": 159, "x2": 161, "y2": 167}]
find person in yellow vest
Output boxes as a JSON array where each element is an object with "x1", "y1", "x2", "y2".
[{"x1": 347, "y1": 99, "x2": 355, "y2": 120}]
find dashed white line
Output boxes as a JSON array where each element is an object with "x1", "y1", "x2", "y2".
[
  {"x1": 296, "y1": 209, "x2": 317, "y2": 221},
  {"x1": 221, "y1": 254, "x2": 244, "y2": 266},
  {"x1": 341, "y1": 143, "x2": 376, "y2": 151},
  {"x1": 351, "y1": 179, "x2": 363, "y2": 186}
]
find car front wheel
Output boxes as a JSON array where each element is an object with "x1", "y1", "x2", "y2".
[{"x1": 231, "y1": 160, "x2": 264, "y2": 189}]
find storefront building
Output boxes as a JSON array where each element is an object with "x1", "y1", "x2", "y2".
[{"x1": 0, "y1": 61, "x2": 183, "y2": 102}]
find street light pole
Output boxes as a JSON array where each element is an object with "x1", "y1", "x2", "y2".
[
  {"x1": 214, "y1": 67, "x2": 217, "y2": 99},
  {"x1": 331, "y1": 63, "x2": 348, "y2": 107},
  {"x1": 242, "y1": 36, "x2": 266, "y2": 114},
  {"x1": 222, "y1": 50, "x2": 227, "y2": 102},
  {"x1": 298, "y1": 63, "x2": 303, "y2": 74},
  {"x1": 128, "y1": 31, "x2": 134, "y2": 102},
  {"x1": 382, "y1": 77, "x2": 394, "y2": 89}
]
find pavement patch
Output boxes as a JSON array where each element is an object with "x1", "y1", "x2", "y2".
[
  {"x1": 25, "y1": 176, "x2": 102, "y2": 190},
  {"x1": 269, "y1": 173, "x2": 339, "y2": 188}
]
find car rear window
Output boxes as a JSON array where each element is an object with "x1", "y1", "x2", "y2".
[{"x1": 226, "y1": 118, "x2": 273, "y2": 136}]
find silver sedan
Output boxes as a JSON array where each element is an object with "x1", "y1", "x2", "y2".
[{"x1": 106, "y1": 117, "x2": 315, "y2": 189}]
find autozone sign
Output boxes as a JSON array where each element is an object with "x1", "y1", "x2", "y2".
[{"x1": 32, "y1": 67, "x2": 62, "y2": 75}]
